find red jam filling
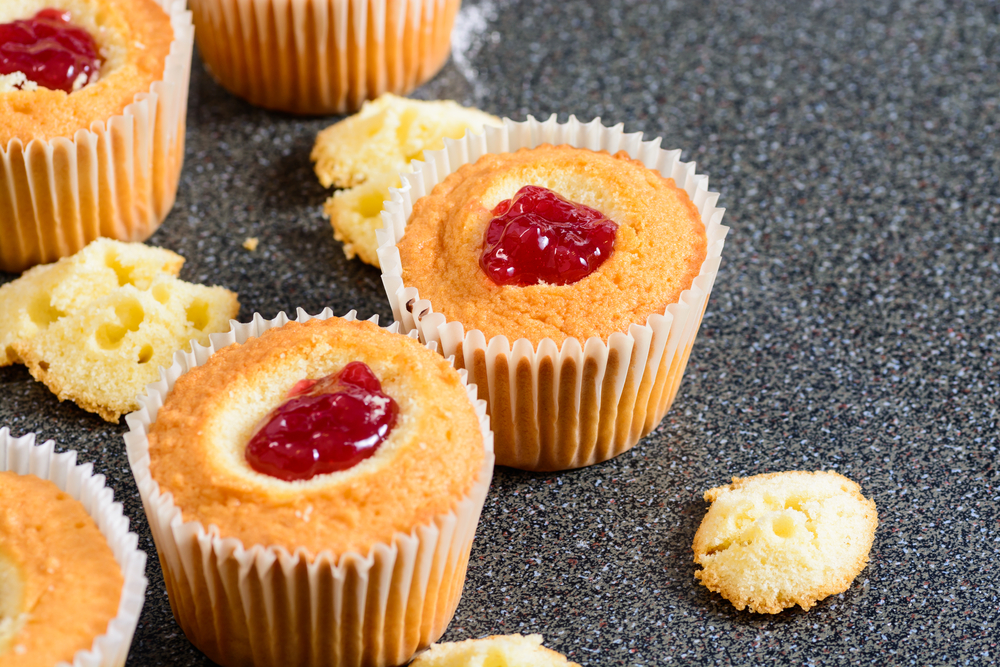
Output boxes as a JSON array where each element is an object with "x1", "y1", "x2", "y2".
[
  {"x1": 245, "y1": 362, "x2": 399, "y2": 482},
  {"x1": 480, "y1": 185, "x2": 618, "y2": 286},
  {"x1": 0, "y1": 9, "x2": 101, "y2": 93}
]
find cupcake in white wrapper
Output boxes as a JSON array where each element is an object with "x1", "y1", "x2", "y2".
[
  {"x1": 0, "y1": 428, "x2": 148, "y2": 667},
  {"x1": 191, "y1": 0, "x2": 460, "y2": 114},
  {"x1": 377, "y1": 115, "x2": 729, "y2": 471},
  {"x1": 124, "y1": 308, "x2": 495, "y2": 667},
  {"x1": 0, "y1": 0, "x2": 194, "y2": 273}
]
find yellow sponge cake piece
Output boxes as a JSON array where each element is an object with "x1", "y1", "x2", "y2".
[
  {"x1": 323, "y1": 172, "x2": 400, "y2": 266},
  {"x1": 312, "y1": 93, "x2": 501, "y2": 189},
  {"x1": 15, "y1": 276, "x2": 239, "y2": 423},
  {"x1": 0, "y1": 239, "x2": 183, "y2": 365},
  {"x1": 410, "y1": 634, "x2": 580, "y2": 667},
  {"x1": 693, "y1": 470, "x2": 878, "y2": 614},
  {"x1": 311, "y1": 93, "x2": 501, "y2": 267}
]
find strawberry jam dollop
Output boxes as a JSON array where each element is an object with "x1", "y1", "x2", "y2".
[
  {"x1": 0, "y1": 9, "x2": 101, "y2": 93},
  {"x1": 480, "y1": 185, "x2": 618, "y2": 286},
  {"x1": 245, "y1": 362, "x2": 398, "y2": 481}
]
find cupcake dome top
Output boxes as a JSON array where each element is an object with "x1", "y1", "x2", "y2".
[
  {"x1": 147, "y1": 316, "x2": 487, "y2": 558},
  {"x1": 0, "y1": 470, "x2": 123, "y2": 665},
  {"x1": 396, "y1": 144, "x2": 708, "y2": 344},
  {"x1": 0, "y1": 0, "x2": 173, "y2": 143}
]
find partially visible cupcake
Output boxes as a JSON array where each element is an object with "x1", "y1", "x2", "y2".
[
  {"x1": 191, "y1": 0, "x2": 461, "y2": 114},
  {"x1": 125, "y1": 310, "x2": 494, "y2": 667},
  {"x1": 0, "y1": 428, "x2": 147, "y2": 667},
  {"x1": 0, "y1": 0, "x2": 194, "y2": 273},
  {"x1": 378, "y1": 116, "x2": 729, "y2": 471}
]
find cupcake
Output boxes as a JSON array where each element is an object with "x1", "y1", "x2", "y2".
[
  {"x1": 0, "y1": 428, "x2": 147, "y2": 667},
  {"x1": 0, "y1": 0, "x2": 194, "y2": 273},
  {"x1": 124, "y1": 309, "x2": 494, "y2": 667},
  {"x1": 378, "y1": 115, "x2": 729, "y2": 471},
  {"x1": 190, "y1": 0, "x2": 461, "y2": 114}
]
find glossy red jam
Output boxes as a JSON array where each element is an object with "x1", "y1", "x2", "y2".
[
  {"x1": 479, "y1": 185, "x2": 617, "y2": 286},
  {"x1": 0, "y1": 9, "x2": 101, "y2": 93},
  {"x1": 245, "y1": 362, "x2": 398, "y2": 481}
]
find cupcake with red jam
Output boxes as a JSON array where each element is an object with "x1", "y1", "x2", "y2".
[
  {"x1": 124, "y1": 310, "x2": 494, "y2": 667},
  {"x1": 0, "y1": 0, "x2": 194, "y2": 273},
  {"x1": 378, "y1": 116, "x2": 729, "y2": 471}
]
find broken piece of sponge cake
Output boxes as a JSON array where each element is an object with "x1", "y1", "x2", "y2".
[
  {"x1": 1, "y1": 239, "x2": 239, "y2": 422},
  {"x1": 311, "y1": 93, "x2": 501, "y2": 266},
  {"x1": 693, "y1": 470, "x2": 878, "y2": 614},
  {"x1": 0, "y1": 238, "x2": 183, "y2": 365}
]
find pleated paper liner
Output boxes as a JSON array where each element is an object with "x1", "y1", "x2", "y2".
[
  {"x1": 0, "y1": 428, "x2": 148, "y2": 667},
  {"x1": 123, "y1": 308, "x2": 495, "y2": 667},
  {"x1": 0, "y1": 0, "x2": 194, "y2": 273},
  {"x1": 191, "y1": 0, "x2": 460, "y2": 114},
  {"x1": 377, "y1": 115, "x2": 730, "y2": 471}
]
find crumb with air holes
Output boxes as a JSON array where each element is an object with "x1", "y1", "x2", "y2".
[
  {"x1": 310, "y1": 93, "x2": 501, "y2": 267},
  {"x1": 0, "y1": 239, "x2": 239, "y2": 422},
  {"x1": 693, "y1": 470, "x2": 878, "y2": 614}
]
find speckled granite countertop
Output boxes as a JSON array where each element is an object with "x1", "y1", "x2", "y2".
[{"x1": 2, "y1": 0, "x2": 998, "y2": 664}]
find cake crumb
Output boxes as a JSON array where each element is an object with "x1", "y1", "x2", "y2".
[
  {"x1": 242, "y1": 237, "x2": 259, "y2": 252},
  {"x1": 693, "y1": 470, "x2": 878, "y2": 614},
  {"x1": 311, "y1": 93, "x2": 501, "y2": 267}
]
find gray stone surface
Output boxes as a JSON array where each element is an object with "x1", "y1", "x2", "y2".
[{"x1": 1, "y1": 0, "x2": 998, "y2": 664}]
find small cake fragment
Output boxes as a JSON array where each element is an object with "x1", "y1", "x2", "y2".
[
  {"x1": 0, "y1": 238, "x2": 238, "y2": 422},
  {"x1": 15, "y1": 277, "x2": 239, "y2": 423},
  {"x1": 410, "y1": 634, "x2": 580, "y2": 667},
  {"x1": 0, "y1": 239, "x2": 183, "y2": 365},
  {"x1": 311, "y1": 93, "x2": 501, "y2": 266},
  {"x1": 692, "y1": 470, "x2": 878, "y2": 614},
  {"x1": 324, "y1": 172, "x2": 399, "y2": 265},
  {"x1": 242, "y1": 237, "x2": 259, "y2": 251}
]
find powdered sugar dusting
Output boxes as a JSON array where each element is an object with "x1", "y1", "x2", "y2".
[{"x1": 450, "y1": 0, "x2": 500, "y2": 102}]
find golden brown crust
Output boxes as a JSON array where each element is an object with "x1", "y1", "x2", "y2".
[
  {"x1": 397, "y1": 144, "x2": 707, "y2": 345},
  {"x1": 0, "y1": 471, "x2": 123, "y2": 665},
  {"x1": 0, "y1": 0, "x2": 174, "y2": 144},
  {"x1": 147, "y1": 317, "x2": 486, "y2": 558},
  {"x1": 692, "y1": 470, "x2": 879, "y2": 614}
]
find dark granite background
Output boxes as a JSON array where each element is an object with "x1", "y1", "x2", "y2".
[{"x1": 2, "y1": 0, "x2": 999, "y2": 664}]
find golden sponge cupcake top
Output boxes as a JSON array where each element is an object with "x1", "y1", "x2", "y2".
[
  {"x1": 147, "y1": 317, "x2": 486, "y2": 558},
  {"x1": 693, "y1": 470, "x2": 879, "y2": 614},
  {"x1": 0, "y1": 470, "x2": 123, "y2": 665},
  {"x1": 397, "y1": 144, "x2": 708, "y2": 344},
  {"x1": 0, "y1": 0, "x2": 174, "y2": 144}
]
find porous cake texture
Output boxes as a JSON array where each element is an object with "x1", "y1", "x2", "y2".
[
  {"x1": 693, "y1": 470, "x2": 879, "y2": 614},
  {"x1": 0, "y1": 238, "x2": 238, "y2": 422},
  {"x1": 312, "y1": 93, "x2": 501, "y2": 266}
]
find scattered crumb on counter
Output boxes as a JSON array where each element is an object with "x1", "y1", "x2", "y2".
[{"x1": 243, "y1": 237, "x2": 259, "y2": 251}]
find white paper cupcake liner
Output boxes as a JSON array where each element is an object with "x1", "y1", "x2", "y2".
[
  {"x1": 0, "y1": 0, "x2": 194, "y2": 273},
  {"x1": 377, "y1": 115, "x2": 730, "y2": 471},
  {"x1": 123, "y1": 308, "x2": 495, "y2": 667},
  {"x1": 191, "y1": 0, "x2": 459, "y2": 114},
  {"x1": 0, "y1": 428, "x2": 148, "y2": 667}
]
